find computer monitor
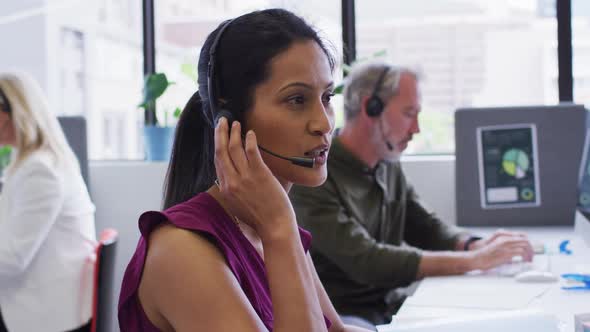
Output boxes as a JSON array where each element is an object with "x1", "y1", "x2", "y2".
[
  {"x1": 455, "y1": 104, "x2": 587, "y2": 227},
  {"x1": 576, "y1": 128, "x2": 590, "y2": 246},
  {"x1": 58, "y1": 116, "x2": 90, "y2": 189}
]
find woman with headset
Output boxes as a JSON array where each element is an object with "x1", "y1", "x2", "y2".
[
  {"x1": 0, "y1": 73, "x2": 96, "y2": 332},
  {"x1": 119, "y1": 8, "x2": 373, "y2": 332}
]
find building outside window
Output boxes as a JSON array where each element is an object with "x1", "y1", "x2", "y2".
[
  {"x1": 1, "y1": 1, "x2": 583, "y2": 158},
  {"x1": 356, "y1": 0, "x2": 569, "y2": 154}
]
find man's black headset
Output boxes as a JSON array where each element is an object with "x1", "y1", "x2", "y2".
[
  {"x1": 365, "y1": 67, "x2": 394, "y2": 151},
  {"x1": 365, "y1": 67, "x2": 390, "y2": 118},
  {"x1": 207, "y1": 19, "x2": 315, "y2": 168}
]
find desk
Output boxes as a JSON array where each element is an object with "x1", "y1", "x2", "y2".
[{"x1": 381, "y1": 227, "x2": 590, "y2": 332}]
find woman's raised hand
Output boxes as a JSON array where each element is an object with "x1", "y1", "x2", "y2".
[{"x1": 213, "y1": 117, "x2": 297, "y2": 240}]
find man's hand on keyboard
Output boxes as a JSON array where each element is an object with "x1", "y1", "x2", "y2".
[
  {"x1": 468, "y1": 229, "x2": 529, "y2": 251},
  {"x1": 468, "y1": 233, "x2": 535, "y2": 271}
]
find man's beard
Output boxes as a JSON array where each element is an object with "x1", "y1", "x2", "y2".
[{"x1": 371, "y1": 130, "x2": 402, "y2": 162}]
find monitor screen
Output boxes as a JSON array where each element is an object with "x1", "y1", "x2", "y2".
[
  {"x1": 577, "y1": 129, "x2": 590, "y2": 247},
  {"x1": 455, "y1": 104, "x2": 587, "y2": 226},
  {"x1": 477, "y1": 124, "x2": 540, "y2": 209},
  {"x1": 578, "y1": 130, "x2": 590, "y2": 217}
]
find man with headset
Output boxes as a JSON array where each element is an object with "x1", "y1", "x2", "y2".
[{"x1": 290, "y1": 62, "x2": 535, "y2": 326}]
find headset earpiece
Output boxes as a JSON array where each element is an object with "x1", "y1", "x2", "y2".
[
  {"x1": 365, "y1": 67, "x2": 390, "y2": 118},
  {"x1": 366, "y1": 96, "x2": 384, "y2": 117},
  {"x1": 214, "y1": 109, "x2": 235, "y2": 127}
]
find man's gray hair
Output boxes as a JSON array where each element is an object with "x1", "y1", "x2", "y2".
[{"x1": 343, "y1": 62, "x2": 420, "y2": 120}]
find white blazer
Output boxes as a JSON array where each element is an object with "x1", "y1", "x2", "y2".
[{"x1": 0, "y1": 149, "x2": 96, "y2": 332}]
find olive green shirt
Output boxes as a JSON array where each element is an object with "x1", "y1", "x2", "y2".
[{"x1": 290, "y1": 136, "x2": 466, "y2": 321}]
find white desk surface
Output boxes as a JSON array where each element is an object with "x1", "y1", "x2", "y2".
[{"x1": 387, "y1": 227, "x2": 590, "y2": 332}]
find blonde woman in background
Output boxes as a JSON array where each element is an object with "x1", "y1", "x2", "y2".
[{"x1": 0, "y1": 72, "x2": 96, "y2": 332}]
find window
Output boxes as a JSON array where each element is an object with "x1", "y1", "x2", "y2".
[
  {"x1": 3, "y1": 1, "x2": 572, "y2": 158},
  {"x1": 573, "y1": 0, "x2": 590, "y2": 104},
  {"x1": 0, "y1": 0, "x2": 144, "y2": 160},
  {"x1": 357, "y1": 1, "x2": 559, "y2": 154},
  {"x1": 60, "y1": 28, "x2": 86, "y2": 117},
  {"x1": 154, "y1": 0, "x2": 343, "y2": 131}
]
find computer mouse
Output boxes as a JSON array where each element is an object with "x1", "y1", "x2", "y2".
[{"x1": 515, "y1": 270, "x2": 558, "y2": 283}]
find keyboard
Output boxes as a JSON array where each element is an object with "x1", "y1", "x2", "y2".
[
  {"x1": 490, "y1": 261, "x2": 536, "y2": 277},
  {"x1": 532, "y1": 242, "x2": 546, "y2": 254}
]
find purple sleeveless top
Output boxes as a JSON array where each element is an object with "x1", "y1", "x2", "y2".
[{"x1": 118, "y1": 192, "x2": 331, "y2": 331}]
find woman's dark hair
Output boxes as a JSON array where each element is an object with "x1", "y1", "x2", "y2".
[{"x1": 163, "y1": 8, "x2": 336, "y2": 209}]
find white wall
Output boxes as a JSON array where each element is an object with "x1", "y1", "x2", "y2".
[
  {"x1": 401, "y1": 155, "x2": 456, "y2": 224},
  {"x1": 0, "y1": 0, "x2": 49, "y2": 92},
  {"x1": 89, "y1": 158, "x2": 456, "y2": 331}
]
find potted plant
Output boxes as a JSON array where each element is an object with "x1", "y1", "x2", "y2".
[{"x1": 139, "y1": 72, "x2": 178, "y2": 161}]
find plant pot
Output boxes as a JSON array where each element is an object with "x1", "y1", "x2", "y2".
[{"x1": 143, "y1": 125, "x2": 175, "y2": 161}]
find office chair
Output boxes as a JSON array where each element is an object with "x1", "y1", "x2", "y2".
[{"x1": 91, "y1": 229, "x2": 118, "y2": 332}]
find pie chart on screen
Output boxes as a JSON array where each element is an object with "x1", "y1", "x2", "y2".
[{"x1": 502, "y1": 148, "x2": 530, "y2": 179}]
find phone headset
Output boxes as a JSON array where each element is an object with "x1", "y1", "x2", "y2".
[
  {"x1": 365, "y1": 67, "x2": 389, "y2": 117},
  {"x1": 365, "y1": 67, "x2": 394, "y2": 151},
  {"x1": 208, "y1": 19, "x2": 315, "y2": 168}
]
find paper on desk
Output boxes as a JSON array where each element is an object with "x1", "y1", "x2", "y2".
[
  {"x1": 389, "y1": 307, "x2": 498, "y2": 326},
  {"x1": 376, "y1": 309, "x2": 560, "y2": 332},
  {"x1": 403, "y1": 275, "x2": 551, "y2": 310}
]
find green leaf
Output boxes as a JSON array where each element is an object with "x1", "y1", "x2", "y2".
[
  {"x1": 180, "y1": 63, "x2": 198, "y2": 82},
  {"x1": 342, "y1": 63, "x2": 352, "y2": 75},
  {"x1": 0, "y1": 145, "x2": 12, "y2": 168},
  {"x1": 173, "y1": 107, "x2": 182, "y2": 118},
  {"x1": 334, "y1": 84, "x2": 344, "y2": 95},
  {"x1": 138, "y1": 73, "x2": 172, "y2": 108},
  {"x1": 373, "y1": 49, "x2": 387, "y2": 57}
]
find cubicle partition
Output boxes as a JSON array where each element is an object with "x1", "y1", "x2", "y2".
[{"x1": 455, "y1": 105, "x2": 587, "y2": 226}]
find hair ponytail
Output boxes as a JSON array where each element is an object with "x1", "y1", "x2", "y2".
[{"x1": 163, "y1": 91, "x2": 215, "y2": 209}]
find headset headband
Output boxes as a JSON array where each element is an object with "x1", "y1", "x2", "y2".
[
  {"x1": 207, "y1": 19, "x2": 235, "y2": 120},
  {"x1": 372, "y1": 67, "x2": 390, "y2": 99}
]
